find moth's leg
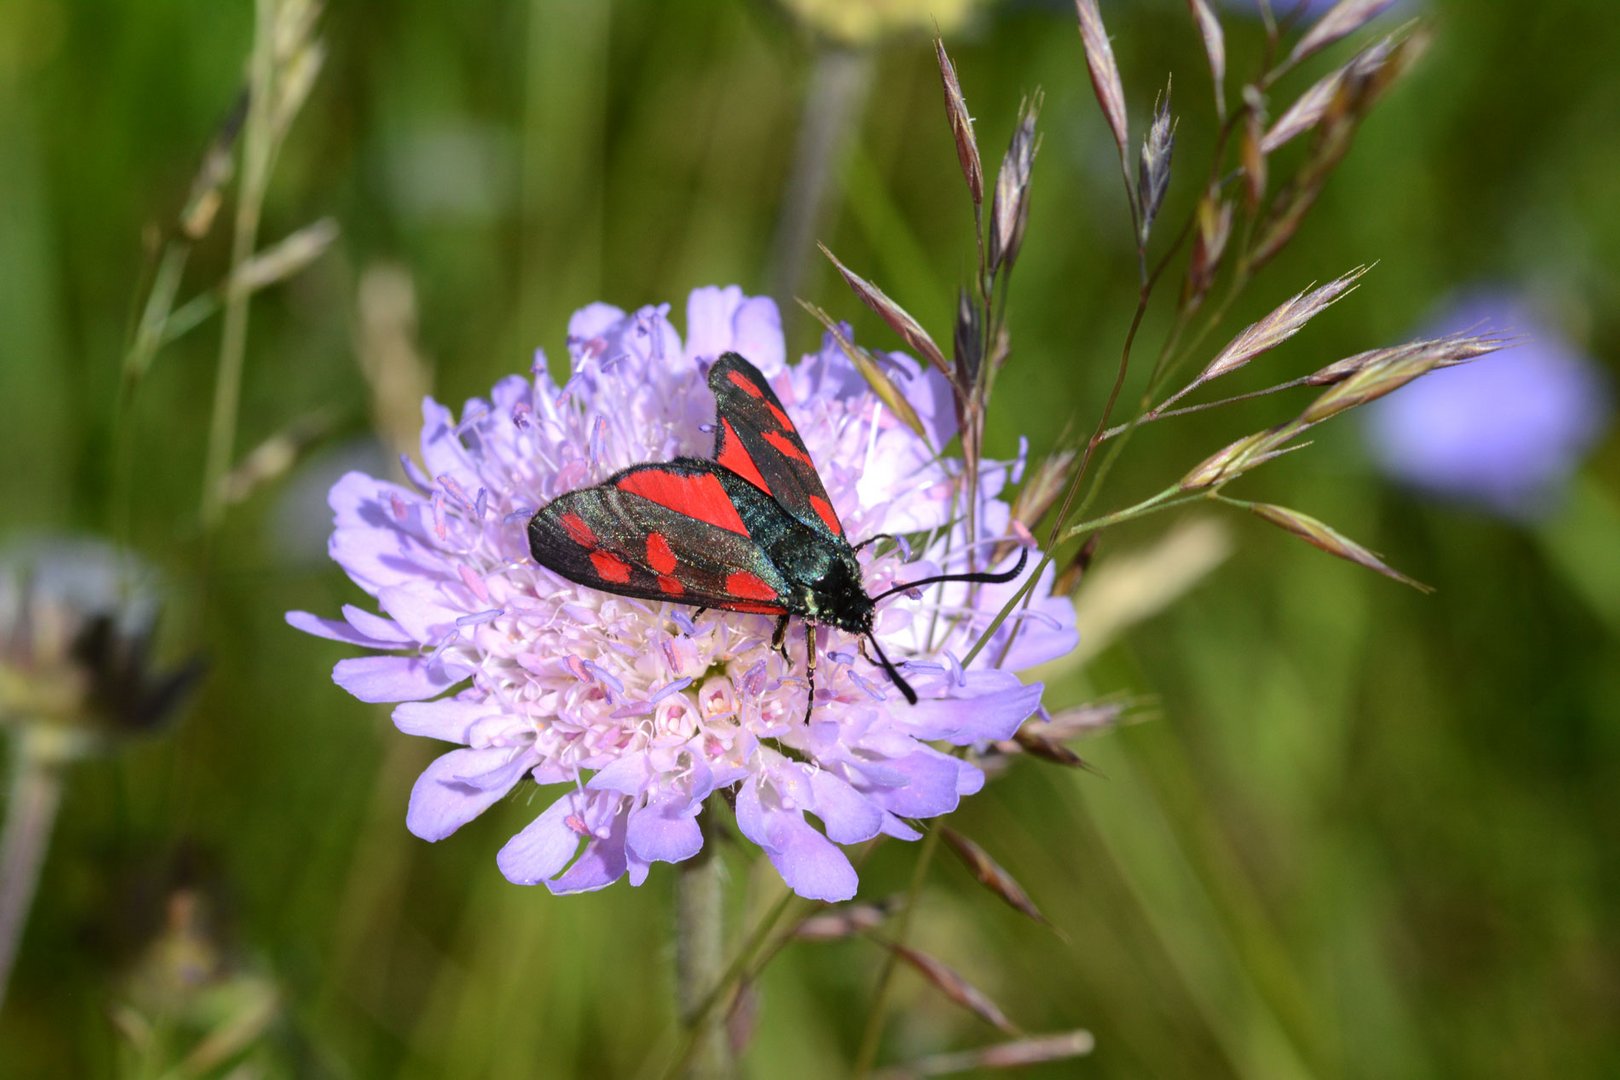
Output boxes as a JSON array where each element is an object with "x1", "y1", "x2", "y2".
[
  {"x1": 693, "y1": 606, "x2": 709, "y2": 620},
  {"x1": 771, "y1": 614, "x2": 791, "y2": 658},
  {"x1": 803, "y1": 621, "x2": 817, "y2": 724}
]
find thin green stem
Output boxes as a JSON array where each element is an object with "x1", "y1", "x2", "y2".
[
  {"x1": 1058, "y1": 488, "x2": 1204, "y2": 545},
  {"x1": 852, "y1": 822, "x2": 944, "y2": 1077},
  {"x1": 766, "y1": 45, "x2": 874, "y2": 308},
  {"x1": 656, "y1": 886, "x2": 799, "y2": 1080},
  {"x1": 1104, "y1": 375, "x2": 1317, "y2": 440},
  {"x1": 200, "y1": 0, "x2": 275, "y2": 530},
  {"x1": 673, "y1": 818, "x2": 729, "y2": 1080},
  {"x1": 0, "y1": 733, "x2": 67, "y2": 1016},
  {"x1": 112, "y1": 242, "x2": 190, "y2": 543}
]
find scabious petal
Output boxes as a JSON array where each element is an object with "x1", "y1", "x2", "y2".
[
  {"x1": 291, "y1": 285, "x2": 1073, "y2": 901},
  {"x1": 861, "y1": 747, "x2": 970, "y2": 819},
  {"x1": 393, "y1": 697, "x2": 500, "y2": 741},
  {"x1": 498, "y1": 795, "x2": 586, "y2": 885},
  {"x1": 547, "y1": 798, "x2": 631, "y2": 895},
  {"x1": 897, "y1": 670, "x2": 1043, "y2": 744},
  {"x1": 807, "y1": 768, "x2": 885, "y2": 844},
  {"x1": 326, "y1": 473, "x2": 441, "y2": 595},
  {"x1": 685, "y1": 286, "x2": 786, "y2": 376},
  {"x1": 333, "y1": 655, "x2": 460, "y2": 703},
  {"x1": 767, "y1": 814, "x2": 860, "y2": 903},
  {"x1": 626, "y1": 794, "x2": 704, "y2": 865},
  {"x1": 285, "y1": 609, "x2": 410, "y2": 650},
  {"x1": 377, "y1": 581, "x2": 468, "y2": 644},
  {"x1": 408, "y1": 746, "x2": 531, "y2": 841}
]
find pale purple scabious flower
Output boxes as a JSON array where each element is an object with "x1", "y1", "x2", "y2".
[
  {"x1": 288, "y1": 287, "x2": 1075, "y2": 902},
  {"x1": 1363, "y1": 290, "x2": 1611, "y2": 519}
]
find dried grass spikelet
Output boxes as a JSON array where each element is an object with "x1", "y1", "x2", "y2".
[
  {"x1": 1186, "y1": 0, "x2": 1226, "y2": 118},
  {"x1": 1299, "y1": 331, "x2": 1507, "y2": 423},
  {"x1": 1032, "y1": 517, "x2": 1234, "y2": 670},
  {"x1": 798, "y1": 299, "x2": 927, "y2": 437},
  {"x1": 871, "y1": 1030, "x2": 1095, "y2": 1078},
  {"x1": 819, "y1": 243, "x2": 952, "y2": 380},
  {"x1": 1285, "y1": 0, "x2": 1400, "y2": 71},
  {"x1": 355, "y1": 263, "x2": 435, "y2": 458},
  {"x1": 1074, "y1": 0, "x2": 1129, "y2": 161},
  {"x1": 1245, "y1": 502, "x2": 1430, "y2": 591},
  {"x1": 1137, "y1": 78, "x2": 1176, "y2": 244},
  {"x1": 1184, "y1": 195, "x2": 1234, "y2": 308},
  {"x1": 1249, "y1": 26, "x2": 1429, "y2": 270},
  {"x1": 989, "y1": 92, "x2": 1043, "y2": 275},
  {"x1": 934, "y1": 36, "x2": 983, "y2": 208},
  {"x1": 1170, "y1": 265, "x2": 1368, "y2": 409}
]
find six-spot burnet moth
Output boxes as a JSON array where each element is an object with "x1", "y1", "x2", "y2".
[{"x1": 526, "y1": 352, "x2": 1027, "y2": 716}]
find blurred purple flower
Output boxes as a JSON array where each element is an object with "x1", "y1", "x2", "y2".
[
  {"x1": 1219, "y1": 0, "x2": 1415, "y2": 20},
  {"x1": 1363, "y1": 290, "x2": 1611, "y2": 519},
  {"x1": 289, "y1": 287, "x2": 1074, "y2": 902}
]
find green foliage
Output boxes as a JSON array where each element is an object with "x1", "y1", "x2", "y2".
[{"x1": 0, "y1": 0, "x2": 1615, "y2": 1075}]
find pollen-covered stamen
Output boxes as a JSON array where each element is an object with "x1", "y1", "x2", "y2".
[
  {"x1": 849, "y1": 670, "x2": 888, "y2": 701},
  {"x1": 438, "y1": 474, "x2": 475, "y2": 511},
  {"x1": 431, "y1": 493, "x2": 449, "y2": 542},
  {"x1": 648, "y1": 677, "x2": 693, "y2": 705},
  {"x1": 400, "y1": 454, "x2": 433, "y2": 492},
  {"x1": 589, "y1": 417, "x2": 608, "y2": 470}
]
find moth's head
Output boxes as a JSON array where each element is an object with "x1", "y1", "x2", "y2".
[{"x1": 800, "y1": 547, "x2": 874, "y2": 635}]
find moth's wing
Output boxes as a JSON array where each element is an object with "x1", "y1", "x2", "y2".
[
  {"x1": 527, "y1": 459, "x2": 792, "y2": 615},
  {"x1": 708, "y1": 352, "x2": 848, "y2": 542}
]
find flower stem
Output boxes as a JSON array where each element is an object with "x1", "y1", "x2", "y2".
[
  {"x1": 673, "y1": 819, "x2": 729, "y2": 1079},
  {"x1": 200, "y1": 0, "x2": 276, "y2": 530},
  {"x1": 852, "y1": 821, "x2": 944, "y2": 1077},
  {"x1": 766, "y1": 45, "x2": 874, "y2": 309},
  {"x1": 0, "y1": 733, "x2": 67, "y2": 1016}
]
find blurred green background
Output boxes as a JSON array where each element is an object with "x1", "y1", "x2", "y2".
[{"x1": 2, "y1": 0, "x2": 1617, "y2": 1075}]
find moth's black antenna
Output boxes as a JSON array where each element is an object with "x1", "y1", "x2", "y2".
[
  {"x1": 853, "y1": 532, "x2": 899, "y2": 553},
  {"x1": 864, "y1": 633, "x2": 918, "y2": 704},
  {"x1": 871, "y1": 547, "x2": 1029, "y2": 603}
]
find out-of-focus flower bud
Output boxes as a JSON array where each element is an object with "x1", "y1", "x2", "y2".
[
  {"x1": 0, "y1": 537, "x2": 202, "y2": 762},
  {"x1": 1362, "y1": 290, "x2": 1611, "y2": 519}
]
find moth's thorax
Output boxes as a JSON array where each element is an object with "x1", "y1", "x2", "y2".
[{"x1": 791, "y1": 545, "x2": 874, "y2": 634}]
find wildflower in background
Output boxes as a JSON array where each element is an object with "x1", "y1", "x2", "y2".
[
  {"x1": 1362, "y1": 289, "x2": 1611, "y2": 519},
  {"x1": 1219, "y1": 0, "x2": 1402, "y2": 19},
  {"x1": 0, "y1": 537, "x2": 201, "y2": 760},
  {"x1": 781, "y1": 0, "x2": 983, "y2": 46},
  {"x1": 289, "y1": 287, "x2": 1075, "y2": 902},
  {"x1": 1, "y1": 536, "x2": 202, "y2": 1011}
]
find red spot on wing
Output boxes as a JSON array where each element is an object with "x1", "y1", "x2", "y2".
[
  {"x1": 590, "y1": 550, "x2": 632, "y2": 583},
  {"x1": 717, "y1": 420, "x2": 769, "y2": 492},
  {"x1": 808, "y1": 495, "x2": 844, "y2": 536},
  {"x1": 618, "y1": 469, "x2": 748, "y2": 535},
  {"x1": 559, "y1": 512, "x2": 595, "y2": 547},
  {"x1": 725, "y1": 600, "x2": 787, "y2": 615},
  {"x1": 763, "y1": 430, "x2": 814, "y2": 466},
  {"x1": 657, "y1": 574, "x2": 685, "y2": 597},
  {"x1": 766, "y1": 402, "x2": 792, "y2": 431},
  {"x1": 725, "y1": 571, "x2": 779, "y2": 602},
  {"x1": 727, "y1": 369, "x2": 765, "y2": 398},
  {"x1": 646, "y1": 532, "x2": 677, "y2": 574}
]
